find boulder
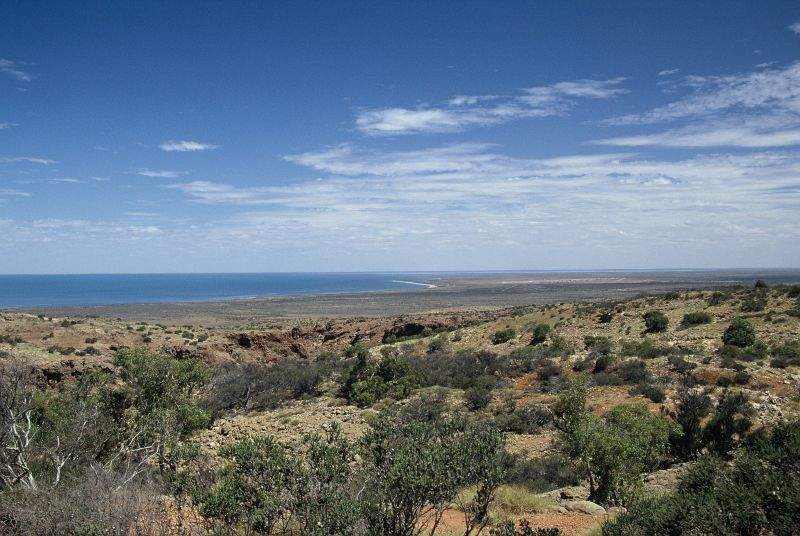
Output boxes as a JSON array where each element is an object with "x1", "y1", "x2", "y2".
[{"x1": 563, "y1": 500, "x2": 606, "y2": 515}]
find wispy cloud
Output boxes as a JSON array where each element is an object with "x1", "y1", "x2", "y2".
[
  {"x1": 599, "y1": 62, "x2": 800, "y2": 149},
  {"x1": 0, "y1": 156, "x2": 56, "y2": 165},
  {"x1": 0, "y1": 122, "x2": 17, "y2": 130},
  {"x1": 49, "y1": 178, "x2": 82, "y2": 183},
  {"x1": 134, "y1": 168, "x2": 187, "y2": 178},
  {"x1": 790, "y1": 21, "x2": 800, "y2": 34},
  {"x1": 356, "y1": 78, "x2": 627, "y2": 134},
  {"x1": 0, "y1": 59, "x2": 31, "y2": 82},
  {"x1": 167, "y1": 143, "x2": 800, "y2": 263},
  {"x1": 595, "y1": 115, "x2": 800, "y2": 148},
  {"x1": 0, "y1": 188, "x2": 30, "y2": 197},
  {"x1": 159, "y1": 140, "x2": 218, "y2": 152},
  {"x1": 606, "y1": 62, "x2": 800, "y2": 125},
  {"x1": 658, "y1": 69, "x2": 679, "y2": 76}
]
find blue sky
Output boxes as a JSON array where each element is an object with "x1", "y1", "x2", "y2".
[{"x1": 2, "y1": 1, "x2": 800, "y2": 273}]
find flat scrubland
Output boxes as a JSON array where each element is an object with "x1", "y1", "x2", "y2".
[{"x1": 1, "y1": 282, "x2": 799, "y2": 535}]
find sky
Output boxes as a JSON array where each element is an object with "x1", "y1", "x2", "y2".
[{"x1": 1, "y1": 1, "x2": 800, "y2": 274}]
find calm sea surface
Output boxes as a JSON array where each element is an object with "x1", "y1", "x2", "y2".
[{"x1": 0, "y1": 273, "x2": 440, "y2": 307}]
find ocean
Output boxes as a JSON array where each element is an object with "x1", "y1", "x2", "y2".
[{"x1": 0, "y1": 272, "x2": 440, "y2": 308}]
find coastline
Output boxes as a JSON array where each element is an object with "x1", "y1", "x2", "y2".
[{"x1": 13, "y1": 268, "x2": 800, "y2": 327}]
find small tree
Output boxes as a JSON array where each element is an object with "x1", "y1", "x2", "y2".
[
  {"x1": 360, "y1": 410, "x2": 507, "y2": 536},
  {"x1": 722, "y1": 318, "x2": 756, "y2": 348},
  {"x1": 643, "y1": 311, "x2": 669, "y2": 333},
  {"x1": 554, "y1": 381, "x2": 675, "y2": 505},
  {"x1": 669, "y1": 388, "x2": 712, "y2": 460}
]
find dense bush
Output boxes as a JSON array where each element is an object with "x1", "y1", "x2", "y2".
[
  {"x1": 741, "y1": 290, "x2": 767, "y2": 312},
  {"x1": 722, "y1": 317, "x2": 756, "y2": 347},
  {"x1": 492, "y1": 399, "x2": 552, "y2": 434},
  {"x1": 529, "y1": 323, "x2": 551, "y2": 345},
  {"x1": 208, "y1": 359, "x2": 326, "y2": 412},
  {"x1": 630, "y1": 383, "x2": 665, "y2": 403},
  {"x1": 492, "y1": 328, "x2": 517, "y2": 344},
  {"x1": 619, "y1": 338, "x2": 679, "y2": 359},
  {"x1": 615, "y1": 359, "x2": 651, "y2": 384},
  {"x1": 668, "y1": 388, "x2": 713, "y2": 460},
  {"x1": 603, "y1": 420, "x2": 800, "y2": 536},
  {"x1": 554, "y1": 381, "x2": 675, "y2": 505},
  {"x1": 643, "y1": 311, "x2": 669, "y2": 333},
  {"x1": 361, "y1": 410, "x2": 509, "y2": 536},
  {"x1": 503, "y1": 454, "x2": 579, "y2": 493},
  {"x1": 680, "y1": 311, "x2": 712, "y2": 327}
]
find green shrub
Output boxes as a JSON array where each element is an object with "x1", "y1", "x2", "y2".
[
  {"x1": 643, "y1": 311, "x2": 668, "y2": 333},
  {"x1": 741, "y1": 290, "x2": 767, "y2": 312},
  {"x1": 680, "y1": 311, "x2": 712, "y2": 327},
  {"x1": 554, "y1": 381, "x2": 675, "y2": 505},
  {"x1": 630, "y1": 383, "x2": 666, "y2": 403},
  {"x1": 583, "y1": 335, "x2": 612, "y2": 357},
  {"x1": 209, "y1": 359, "x2": 326, "y2": 412},
  {"x1": 770, "y1": 340, "x2": 800, "y2": 368},
  {"x1": 704, "y1": 390, "x2": 752, "y2": 457},
  {"x1": 598, "y1": 310, "x2": 614, "y2": 323},
  {"x1": 615, "y1": 359, "x2": 650, "y2": 384},
  {"x1": 529, "y1": 324, "x2": 551, "y2": 345},
  {"x1": 669, "y1": 388, "x2": 712, "y2": 460},
  {"x1": 492, "y1": 328, "x2": 517, "y2": 344},
  {"x1": 706, "y1": 291, "x2": 729, "y2": 306},
  {"x1": 722, "y1": 317, "x2": 756, "y2": 347},
  {"x1": 603, "y1": 420, "x2": 800, "y2": 536},
  {"x1": 740, "y1": 340, "x2": 769, "y2": 361},
  {"x1": 465, "y1": 377, "x2": 495, "y2": 410}
]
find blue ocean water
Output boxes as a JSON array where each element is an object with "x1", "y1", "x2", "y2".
[{"x1": 0, "y1": 273, "x2": 441, "y2": 308}]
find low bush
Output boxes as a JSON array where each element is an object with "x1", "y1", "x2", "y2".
[
  {"x1": 770, "y1": 340, "x2": 800, "y2": 369},
  {"x1": 615, "y1": 359, "x2": 651, "y2": 384},
  {"x1": 504, "y1": 454, "x2": 579, "y2": 493},
  {"x1": 529, "y1": 324, "x2": 551, "y2": 345},
  {"x1": 741, "y1": 290, "x2": 767, "y2": 312},
  {"x1": 722, "y1": 317, "x2": 756, "y2": 347},
  {"x1": 209, "y1": 358, "x2": 326, "y2": 412},
  {"x1": 630, "y1": 383, "x2": 666, "y2": 403},
  {"x1": 492, "y1": 328, "x2": 517, "y2": 344},
  {"x1": 680, "y1": 311, "x2": 712, "y2": 327},
  {"x1": 583, "y1": 335, "x2": 612, "y2": 357},
  {"x1": 643, "y1": 311, "x2": 669, "y2": 333},
  {"x1": 603, "y1": 420, "x2": 800, "y2": 536}
]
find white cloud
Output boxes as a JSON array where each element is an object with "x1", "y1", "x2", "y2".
[
  {"x1": 356, "y1": 78, "x2": 627, "y2": 134},
  {"x1": 134, "y1": 168, "x2": 187, "y2": 178},
  {"x1": 0, "y1": 59, "x2": 31, "y2": 82},
  {"x1": 595, "y1": 115, "x2": 800, "y2": 148},
  {"x1": 0, "y1": 188, "x2": 30, "y2": 197},
  {"x1": 167, "y1": 143, "x2": 800, "y2": 262},
  {"x1": 658, "y1": 69, "x2": 679, "y2": 76},
  {"x1": 790, "y1": 21, "x2": 800, "y2": 34},
  {"x1": 607, "y1": 62, "x2": 800, "y2": 125},
  {"x1": 0, "y1": 156, "x2": 56, "y2": 165},
  {"x1": 159, "y1": 140, "x2": 218, "y2": 152},
  {"x1": 49, "y1": 178, "x2": 82, "y2": 183},
  {"x1": 599, "y1": 62, "x2": 800, "y2": 149},
  {"x1": 0, "y1": 122, "x2": 17, "y2": 130}
]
